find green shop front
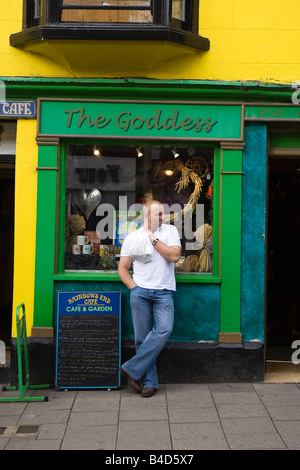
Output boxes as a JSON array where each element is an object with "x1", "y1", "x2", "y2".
[{"x1": 20, "y1": 85, "x2": 300, "y2": 384}]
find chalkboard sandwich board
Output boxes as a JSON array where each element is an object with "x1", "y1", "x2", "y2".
[{"x1": 55, "y1": 291, "x2": 121, "y2": 390}]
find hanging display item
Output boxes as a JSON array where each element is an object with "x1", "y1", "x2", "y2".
[
  {"x1": 74, "y1": 188, "x2": 102, "y2": 221},
  {"x1": 153, "y1": 157, "x2": 207, "y2": 214},
  {"x1": 151, "y1": 156, "x2": 213, "y2": 273}
]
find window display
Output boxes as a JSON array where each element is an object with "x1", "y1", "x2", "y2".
[{"x1": 64, "y1": 144, "x2": 214, "y2": 273}]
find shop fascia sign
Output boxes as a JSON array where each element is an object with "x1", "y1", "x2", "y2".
[
  {"x1": 37, "y1": 99, "x2": 244, "y2": 141},
  {"x1": 245, "y1": 105, "x2": 300, "y2": 121},
  {"x1": 0, "y1": 100, "x2": 36, "y2": 118}
]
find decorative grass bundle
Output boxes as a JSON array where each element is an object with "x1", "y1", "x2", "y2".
[
  {"x1": 178, "y1": 254, "x2": 199, "y2": 272},
  {"x1": 197, "y1": 248, "x2": 212, "y2": 272},
  {"x1": 194, "y1": 224, "x2": 213, "y2": 272},
  {"x1": 151, "y1": 159, "x2": 204, "y2": 224},
  {"x1": 153, "y1": 159, "x2": 204, "y2": 213},
  {"x1": 174, "y1": 161, "x2": 203, "y2": 213},
  {"x1": 66, "y1": 214, "x2": 86, "y2": 252}
]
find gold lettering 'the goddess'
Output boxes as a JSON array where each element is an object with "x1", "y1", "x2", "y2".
[{"x1": 65, "y1": 108, "x2": 111, "y2": 128}]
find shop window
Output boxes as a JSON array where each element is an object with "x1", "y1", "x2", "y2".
[
  {"x1": 64, "y1": 144, "x2": 214, "y2": 274},
  {"x1": 10, "y1": 0, "x2": 209, "y2": 50}
]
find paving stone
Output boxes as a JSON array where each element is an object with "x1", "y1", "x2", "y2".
[
  {"x1": 119, "y1": 406, "x2": 168, "y2": 421},
  {"x1": 166, "y1": 384, "x2": 213, "y2": 408},
  {"x1": 61, "y1": 423, "x2": 117, "y2": 450},
  {"x1": 117, "y1": 420, "x2": 171, "y2": 450},
  {"x1": 0, "y1": 438, "x2": 9, "y2": 450},
  {"x1": 69, "y1": 410, "x2": 119, "y2": 426},
  {"x1": 0, "y1": 402, "x2": 27, "y2": 416},
  {"x1": 273, "y1": 421, "x2": 300, "y2": 449},
  {"x1": 221, "y1": 416, "x2": 278, "y2": 435},
  {"x1": 168, "y1": 406, "x2": 219, "y2": 423},
  {"x1": 226, "y1": 432, "x2": 286, "y2": 450},
  {"x1": 38, "y1": 423, "x2": 66, "y2": 440},
  {"x1": 212, "y1": 392, "x2": 262, "y2": 406},
  {"x1": 268, "y1": 406, "x2": 300, "y2": 421},
  {"x1": 217, "y1": 403, "x2": 268, "y2": 418},
  {"x1": 171, "y1": 422, "x2": 229, "y2": 450},
  {"x1": 5, "y1": 438, "x2": 61, "y2": 450},
  {"x1": 72, "y1": 389, "x2": 121, "y2": 412},
  {"x1": 19, "y1": 409, "x2": 70, "y2": 425}
]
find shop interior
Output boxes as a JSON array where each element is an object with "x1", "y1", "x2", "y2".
[
  {"x1": 0, "y1": 163, "x2": 14, "y2": 347},
  {"x1": 266, "y1": 154, "x2": 300, "y2": 364},
  {"x1": 0, "y1": 122, "x2": 15, "y2": 362}
]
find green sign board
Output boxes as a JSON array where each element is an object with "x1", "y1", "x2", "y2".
[
  {"x1": 38, "y1": 99, "x2": 243, "y2": 141},
  {"x1": 245, "y1": 105, "x2": 300, "y2": 120}
]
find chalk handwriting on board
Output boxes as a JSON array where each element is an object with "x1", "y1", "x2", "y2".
[{"x1": 56, "y1": 291, "x2": 121, "y2": 389}]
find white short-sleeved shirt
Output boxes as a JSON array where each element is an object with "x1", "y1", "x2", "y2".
[{"x1": 120, "y1": 224, "x2": 181, "y2": 291}]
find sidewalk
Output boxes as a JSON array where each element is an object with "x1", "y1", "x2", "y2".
[{"x1": 1, "y1": 382, "x2": 300, "y2": 450}]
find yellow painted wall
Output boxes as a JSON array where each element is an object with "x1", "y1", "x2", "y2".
[
  {"x1": 199, "y1": 0, "x2": 300, "y2": 84},
  {"x1": 11, "y1": 119, "x2": 38, "y2": 336},
  {"x1": 1, "y1": 0, "x2": 300, "y2": 83}
]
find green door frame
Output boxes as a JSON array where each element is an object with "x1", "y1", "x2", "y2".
[
  {"x1": 32, "y1": 138, "x2": 59, "y2": 337},
  {"x1": 219, "y1": 142, "x2": 244, "y2": 343}
]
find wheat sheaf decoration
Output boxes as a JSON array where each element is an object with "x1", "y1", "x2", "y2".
[
  {"x1": 152, "y1": 158, "x2": 208, "y2": 216},
  {"x1": 66, "y1": 214, "x2": 86, "y2": 252}
]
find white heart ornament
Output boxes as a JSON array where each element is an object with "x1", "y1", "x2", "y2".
[{"x1": 75, "y1": 189, "x2": 101, "y2": 220}]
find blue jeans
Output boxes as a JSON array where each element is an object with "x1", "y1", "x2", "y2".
[{"x1": 121, "y1": 286, "x2": 174, "y2": 389}]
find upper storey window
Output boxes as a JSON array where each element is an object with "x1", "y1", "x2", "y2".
[
  {"x1": 61, "y1": 0, "x2": 154, "y2": 24},
  {"x1": 10, "y1": 0, "x2": 209, "y2": 50}
]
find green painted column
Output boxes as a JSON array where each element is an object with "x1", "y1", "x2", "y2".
[
  {"x1": 33, "y1": 139, "x2": 59, "y2": 332},
  {"x1": 219, "y1": 142, "x2": 244, "y2": 342}
]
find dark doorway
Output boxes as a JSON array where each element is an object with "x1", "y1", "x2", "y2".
[
  {"x1": 0, "y1": 162, "x2": 15, "y2": 347},
  {"x1": 266, "y1": 155, "x2": 300, "y2": 361}
]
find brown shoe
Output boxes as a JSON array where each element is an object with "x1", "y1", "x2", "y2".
[
  {"x1": 141, "y1": 387, "x2": 155, "y2": 398},
  {"x1": 120, "y1": 367, "x2": 143, "y2": 394}
]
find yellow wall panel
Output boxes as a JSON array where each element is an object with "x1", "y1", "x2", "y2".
[
  {"x1": 232, "y1": 0, "x2": 300, "y2": 30},
  {"x1": 12, "y1": 120, "x2": 38, "y2": 337},
  {"x1": 0, "y1": 0, "x2": 23, "y2": 22},
  {"x1": 199, "y1": 0, "x2": 233, "y2": 30},
  {"x1": 264, "y1": 30, "x2": 300, "y2": 64},
  {"x1": 201, "y1": 30, "x2": 266, "y2": 64}
]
